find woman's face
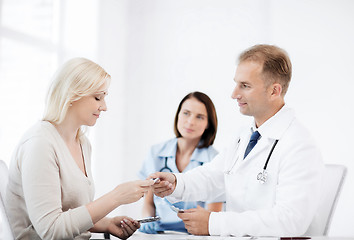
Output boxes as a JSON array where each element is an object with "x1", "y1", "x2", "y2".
[
  {"x1": 177, "y1": 97, "x2": 208, "y2": 141},
  {"x1": 68, "y1": 82, "x2": 108, "y2": 127}
]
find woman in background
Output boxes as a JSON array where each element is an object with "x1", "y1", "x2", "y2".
[
  {"x1": 6, "y1": 58, "x2": 153, "y2": 240},
  {"x1": 138, "y1": 91, "x2": 223, "y2": 234}
]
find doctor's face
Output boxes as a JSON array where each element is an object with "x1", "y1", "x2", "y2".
[
  {"x1": 177, "y1": 97, "x2": 208, "y2": 141},
  {"x1": 231, "y1": 61, "x2": 273, "y2": 126}
]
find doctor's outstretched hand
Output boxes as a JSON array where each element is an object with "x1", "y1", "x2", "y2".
[
  {"x1": 177, "y1": 205, "x2": 210, "y2": 236},
  {"x1": 148, "y1": 172, "x2": 176, "y2": 198}
]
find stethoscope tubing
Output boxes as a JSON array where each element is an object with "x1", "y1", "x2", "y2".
[
  {"x1": 159, "y1": 157, "x2": 173, "y2": 172},
  {"x1": 226, "y1": 136, "x2": 279, "y2": 184},
  {"x1": 159, "y1": 156, "x2": 204, "y2": 173},
  {"x1": 263, "y1": 139, "x2": 279, "y2": 171}
]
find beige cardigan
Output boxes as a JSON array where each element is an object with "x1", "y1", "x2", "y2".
[{"x1": 6, "y1": 121, "x2": 94, "y2": 239}]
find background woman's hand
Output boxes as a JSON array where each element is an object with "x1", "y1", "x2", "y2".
[
  {"x1": 107, "y1": 216, "x2": 140, "y2": 239},
  {"x1": 115, "y1": 180, "x2": 154, "y2": 205}
]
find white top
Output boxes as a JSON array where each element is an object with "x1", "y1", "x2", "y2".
[
  {"x1": 6, "y1": 121, "x2": 94, "y2": 240},
  {"x1": 169, "y1": 107, "x2": 325, "y2": 237}
]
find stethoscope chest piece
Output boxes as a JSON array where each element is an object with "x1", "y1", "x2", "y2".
[
  {"x1": 255, "y1": 139, "x2": 279, "y2": 184},
  {"x1": 257, "y1": 170, "x2": 268, "y2": 184}
]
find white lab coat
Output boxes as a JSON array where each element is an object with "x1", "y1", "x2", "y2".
[{"x1": 169, "y1": 107, "x2": 324, "y2": 237}]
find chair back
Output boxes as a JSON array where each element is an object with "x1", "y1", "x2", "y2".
[
  {"x1": 305, "y1": 164, "x2": 347, "y2": 236},
  {"x1": 0, "y1": 160, "x2": 14, "y2": 239}
]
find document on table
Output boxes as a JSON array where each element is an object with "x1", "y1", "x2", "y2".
[
  {"x1": 181, "y1": 236, "x2": 278, "y2": 240},
  {"x1": 130, "y1": 231, "x2": 280, "y2": 240}
]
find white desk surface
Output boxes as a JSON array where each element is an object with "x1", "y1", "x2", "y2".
[{"x1": 108, "y1": 232, "x2": 354, "y2": 240}]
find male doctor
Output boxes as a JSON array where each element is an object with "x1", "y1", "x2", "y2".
[{"x1": 149, "y1": 44, "x2": 324, "y2": 237}]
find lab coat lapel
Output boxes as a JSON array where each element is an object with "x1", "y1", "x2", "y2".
[
  {"x1": 232, "y1": 107, "x2": 295, "y2": 173},
  {"x1": 233, "y1": 130, "x2": 267, "y2": 171},
  {"x1": 242, "y1": 138, "x2": 268, "y2": 162},
  {"x1": 242, "y1": 107, "x2": 295, "y2": 162}
]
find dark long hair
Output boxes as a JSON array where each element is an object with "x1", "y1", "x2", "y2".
[{"x1": 174, "y1": 91, "x2": 217, "y2": 148}]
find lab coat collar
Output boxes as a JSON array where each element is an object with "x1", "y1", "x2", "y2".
[
  {"x1": 157, "y1": 137, "x2": 208, "y2": 164},
  {"x1": 253, "y1": 106, "x2": 295, "y2": 140}
]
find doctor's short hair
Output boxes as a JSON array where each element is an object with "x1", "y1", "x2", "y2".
[
  {"x1": 43, "y1": 57, "x2": 110, "y2": 135},
  {"x1": 238, "y1": 44, "x2": 292, "y2": 95},
  {"x1": 174, "y1": 91, "x2": 217, "y2": 149}
]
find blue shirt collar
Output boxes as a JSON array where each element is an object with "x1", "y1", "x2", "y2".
[{"x1": 158, "y1": 138, "x2": 209, "y2": 164}]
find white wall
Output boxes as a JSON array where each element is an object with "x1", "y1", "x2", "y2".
[{"x1": 93, "y1": 0, "x2": 354, "y2": 236}]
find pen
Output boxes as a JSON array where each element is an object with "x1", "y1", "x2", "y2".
[{"x1": 280, "y1": 237, "x2": 311, "y2": 240}]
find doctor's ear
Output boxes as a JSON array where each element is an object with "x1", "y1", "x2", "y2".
[{"x1": 270, "y1": 83, "x2": 282, "y2": 97}]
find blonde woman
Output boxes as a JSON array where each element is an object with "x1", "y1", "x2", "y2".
[{"x1": 6, "y1": 58, "x2": 154, "y2": 239}]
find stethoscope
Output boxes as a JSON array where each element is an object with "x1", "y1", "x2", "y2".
[
  {"x1": 226, "y1": 137, "x2": 279, "y2": 184},
  {"x1": 159, "y1": 157, "x2": 173, "y2": 172},
  {"x1": 256, "y1": 139, "x2": 279, "y2": 184},
  {"x1": 159, "y1": 156, "x2": 204, "y2": 173}
]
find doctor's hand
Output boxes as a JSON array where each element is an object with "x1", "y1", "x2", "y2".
[
  {"x1": 114, "y1": 180, "x2": 154, "y2": 205},
  {"x1": 108, "y1": 216, "x2": 140, "y2": 240},
  {"x1": 177, "y1": 205, "x2": 210, "y2": 236},
  {"x1": 148, "y1": 172, "x2": 176, "y2": 198}
]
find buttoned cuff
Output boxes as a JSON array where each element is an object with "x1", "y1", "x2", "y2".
[
  {"x1": 209, "y1": 211, "x2": 222, "y2": 236},
  {"x1": 166, "y1": 173, "x2": 184, "y2": 203}
]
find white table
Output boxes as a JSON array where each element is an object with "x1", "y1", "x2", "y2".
[{"x1": 112, "y1": 232, "x2": 354, "y2": 240}]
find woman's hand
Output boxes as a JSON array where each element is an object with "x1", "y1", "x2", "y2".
[
  {"x1": 114, "y1": 180, "x2": 154, "y2": 205},
  {"x1": 107, "y1": 216, "x2": 140, "y2": 239},
  {"x1": 87, "y1": 179, "x2": 154, "y2": 226}
]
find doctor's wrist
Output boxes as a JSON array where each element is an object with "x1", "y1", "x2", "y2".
[
  {"x1": 208, "y1": 212, "x2": 221, "y2": 236},
  {"x1": 172, "y1": 173, "x2": 177, "y2": 188}
]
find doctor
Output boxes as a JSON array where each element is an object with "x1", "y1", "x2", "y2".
[{"x1": 149, "y1": 44, "x2": 324, "y2": 237}]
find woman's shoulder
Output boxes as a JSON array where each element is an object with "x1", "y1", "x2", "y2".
[
  {"x1": 11, "y1": 122, "x2": 59, "y2": 166},
  {"x1": 206, "y1": 144, "x2": 218, "y2": 156},
  {"x1": 150, "y1": 138, "x2": 177, "y2": 154},
  {"x1": 201, "y1": 145, "x2": 218, "y2": 161},
  {"x1": 19, "y1": 121, "x2": 57, "y2": 145}
]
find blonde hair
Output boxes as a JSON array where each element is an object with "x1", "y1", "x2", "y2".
[{"x1": 43, "y1": 58, "x2": 110, "y2": 136}]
